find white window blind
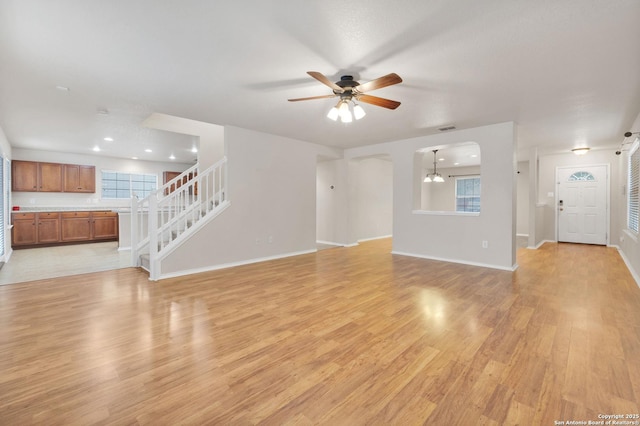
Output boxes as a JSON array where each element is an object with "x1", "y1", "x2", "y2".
[
  {"x1": 0, "y1": 157, "x2": 4, "y2": 257},
  {"x1": 455, "y1": 176, "x2": 481, "y2": 213},
  {"x1": 629, "y1": 141, "x2": 639, "y2": 233}
]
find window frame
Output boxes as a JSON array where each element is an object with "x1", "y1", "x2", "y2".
[
  {"x1": 455, "y1": 175, "x2": 481, "y2": 213},
  {"x1": 628, "y1": 140, "x2": 639, "y2": 234},
  {"x1": 101, "y1": 170, "x2": 158, "y2": 200}
]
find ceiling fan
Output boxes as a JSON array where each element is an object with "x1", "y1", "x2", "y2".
[{"x1": 288, "y1": 71, "x2": 402, "y2": 122}]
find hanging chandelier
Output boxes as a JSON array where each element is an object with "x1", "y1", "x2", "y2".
[{"x1": 424, "y1": 149, "x2": 444, "y2": 183}]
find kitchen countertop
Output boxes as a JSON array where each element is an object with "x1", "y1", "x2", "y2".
[{"x1": 12, "y1": 207, "x2": 124, "y2": 213}]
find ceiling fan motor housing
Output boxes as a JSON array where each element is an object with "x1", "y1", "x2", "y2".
[{"x1": 335, "y1": 76, "x2": 359, "y2": 99}]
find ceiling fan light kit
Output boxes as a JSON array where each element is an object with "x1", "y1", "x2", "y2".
[{"x1": 289, "y1": 71, "x2": 402, "y2": 123}]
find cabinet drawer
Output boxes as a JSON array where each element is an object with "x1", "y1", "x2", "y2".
[
  {"x1": 61, "y1": 211, "x2": 90, "y2": 218},
  {"x1": 92, "y1": 211, "x2": 117, "y2": 217},
  {"x1": 12, "y1": 212, "x2": 35, "y2": 220},
  {"x1": 38, "y1": 212, "x2": 60, "y2": 218}
]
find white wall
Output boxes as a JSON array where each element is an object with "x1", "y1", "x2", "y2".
[
  {"x1": 516, "y1": 161, "x2": 530, "y2": 236},
  {"x1": 161, "y1": 126, "x2": 341, "y2": 276},
  {"x1": 352, "y1": 157, "x2": 393, "y2": 241},
  {"x1": 316, "y1": 159, "x2": 344, "y2": 244},
  {"x1": 11, "y1": 148, "x2": 192, "y2": 209},
  {"x1": 345, "y1": 122, "x2": 517, "y2": 271},
  {"x1": 537, "y1": 150, "x2": 621, "y2": 244}
]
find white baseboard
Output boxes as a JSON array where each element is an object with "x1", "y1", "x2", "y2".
[
  {"x1": 618, "y1": 248, "x2": 640, "y2": 289},
  {"x1": 357, "y1": 234, "x2": 392, "y2": 243},
  {"x1": 158, "y1": 248, "x2": 317, "y2": 281},
  {"x1": 391, "y1": 250, "x2": 517, "y2": 272},
  {"x1": 316, "y1": 240, "x2": 344, "y2": 246},
  {"x1": 527, "y1": 239, "x2": 554, "y2": 250},
  {"x1": 118, "y1": 246, "x2": 131, "y2": 251},
  {"x1": 516, "y1": 233, "x2": 529, "y2": 237}
]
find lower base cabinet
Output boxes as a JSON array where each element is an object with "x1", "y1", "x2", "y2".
[
  {"x1": 61, "y1": 212, "x2": 92, "y2": 242},
  {"x1": 12, "y1": 210, "x2": 118, "y2": 248}
]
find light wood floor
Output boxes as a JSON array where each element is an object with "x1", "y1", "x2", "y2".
[{"x1": 0, "y1": 239, "x2": 639, "y2": 425}]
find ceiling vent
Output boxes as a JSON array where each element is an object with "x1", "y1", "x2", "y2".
[{"x1": 438, "y1": 125, "x2": 456, "y2": 132}]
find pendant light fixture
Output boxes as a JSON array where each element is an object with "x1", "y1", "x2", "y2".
[{"x1": 424, "y1": 149, "x2": 444, "y2": 183}]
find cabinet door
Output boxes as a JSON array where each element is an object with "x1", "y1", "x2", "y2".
[
  {"x1": 61, "y1": 212, "x2": 92, "y2": 242},
  {"x1": 12, "y1": 213, "x2": 37, "y2": 246},
  {"x1": 92, "y1": 212, "x2": 118, "y2": 239},
  {"x1": 38, "y1": 162, "x2": 64, "y2": 192},
  {"x1": 11, "y1": 161, "x2": 38, "y2": 191},
  {"x1": 78, "y1": 165, "x2": 96, "y2": 192},
  {"x1": 64, "y1": 164, "x2": 95, "y2": 193},
  {"x1": 163, "y1": 171, "x2": 182, "y2": 195},
  {"x1": 37, "y1": 213, "x2": 61, "y2": 243}
]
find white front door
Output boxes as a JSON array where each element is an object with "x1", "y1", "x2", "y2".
[{"x1": 557, "y1": 165, "x2": 608, "y2": 245}]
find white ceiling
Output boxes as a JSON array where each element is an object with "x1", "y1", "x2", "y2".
[{"x1": 1, "y1": 1, "x2": 639, "y2": 164}]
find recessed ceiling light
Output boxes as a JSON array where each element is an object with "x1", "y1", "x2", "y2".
[
  {"x1": 55, "y1": 85, "x2": 70, "y2": 92},
  {"x1": 438, "y1": 158, "x2": 445, "y2": 162},
  {"x1": 132, "y1": 156, "x2": 138, "y2": 160},
  {"x1": 145, "y1": 149, "x2": 152, "y2": 153},
  {"x1": 471, "y1": 154, "x2": 478, "y2": 158},
  {"x1": 93, "y1": 146, "x2": 100, "y2": 152},
  {"x1": 104, "y1": 137, "x2": 113, "y2": 142},
  {"x1": 191, "y1": 147, "x2": 198, "y2": 153},
  {"x1": 169, "y1": 154, "x2": 176, "y2": 160},
  {"x1": 454, "y1": 162, "x2": 460, "y2": 166}
]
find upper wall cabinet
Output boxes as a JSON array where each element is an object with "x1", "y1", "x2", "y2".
[
  {"x1": 12, "y1": 160, "x2": 63, "y2": 192},
  {"x1": 63, "y1": 164, "x2": 95, "y2": 193},
  {"x1": 12, "y1": 160, "x2": 95, "y2": 193}
]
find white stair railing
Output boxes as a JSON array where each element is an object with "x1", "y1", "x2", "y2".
[{"x1": 131, "y1": 157, "x2": 228, "y2": 280}]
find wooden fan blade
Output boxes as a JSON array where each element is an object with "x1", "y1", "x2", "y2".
[
  {"x1": 357, "y1": 94, "x2": 401, "y2": 110},
  {"x1": 354, "y1": 73, "x2": 402, "y2": 93},
  {"x1": 288, "y1": 94, "x2": 337, "y2": 102},
  {"x1": 307, "y1": 71, "x2": 344, "y2": 93}
]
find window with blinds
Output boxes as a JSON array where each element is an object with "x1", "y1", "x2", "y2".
[
  {"x1": 455, "y1": 176, "x2": 481, "y2": 213},
  {"x1": 0, "y1": 157, "x2": 4, "y2": 257},
  {"x1": 629, "y1": 141, "x2": 640, "y2": 233}
]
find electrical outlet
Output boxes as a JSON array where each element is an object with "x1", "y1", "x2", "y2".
[{"x1": 482, "y1": 240, "x2": 489, "y2": 249}]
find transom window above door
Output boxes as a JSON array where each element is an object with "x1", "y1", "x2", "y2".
[{"x1": 568, "y1": 171, "x2": 595, "y2": 181}]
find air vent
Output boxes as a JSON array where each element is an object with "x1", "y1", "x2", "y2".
[{"x1": 439, "y1": 125, "x2": 456, "y2": 132}]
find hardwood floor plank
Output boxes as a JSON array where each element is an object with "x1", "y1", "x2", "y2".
[{"x1": 0, "y1": 239, "x2": 639, "y2": 424}]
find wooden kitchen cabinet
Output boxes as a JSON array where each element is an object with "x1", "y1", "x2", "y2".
[
  {"x1": 36, "y1": 212, "x2": 61, "y2": 244},
  {"x1": 61, "y1": 212, "x2": 92, "y2": 242},
  {"x1": 12, "y1": 161, "x2": 63, "y2": 192},
  {"x1": 11, "y1": 213, "x2": 37, "y2": 246},
  {"x1": 12, "y1": 161, "x2": 38, "y2": 191},
  {"x1": 12, "y1": 160, "x2": 94, "y2": 193},
  {"x1": 63, "y1": 164, "x2": 95, "y2": 193},
  {"x1": 163, "y1": 170, "x2": 197, "y2": 195},
  {"x1": 91, "y1": 211, "x2": 118, "y2": 240},
  {"x1": 13, "y1": 210, "x2": 118, "y2": 248},
  {"x1": 11, "y1": 212, "x2": 61, "y2": 246},
  {"x1": 39, "y1": 163, "x2": 64, "y2": 192}
]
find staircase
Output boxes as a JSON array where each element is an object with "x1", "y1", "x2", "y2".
[{"x1": 132, "y1": 157, "x2": 229, "y2": 280}]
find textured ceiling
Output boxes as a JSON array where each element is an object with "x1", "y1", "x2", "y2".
[{"x1": 1, "y1": 0, "x2": 639, "y2": 164}]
